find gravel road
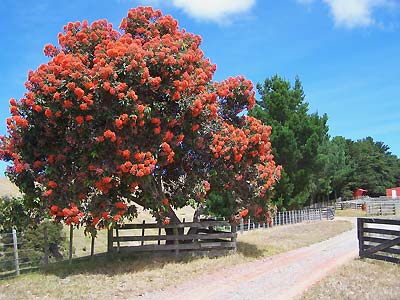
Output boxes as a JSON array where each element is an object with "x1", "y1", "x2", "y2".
[{"x1": 141, "y1": 217, "x2": 358, "y2": 300}]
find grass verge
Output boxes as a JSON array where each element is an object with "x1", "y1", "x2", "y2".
[
  {"x1": 335, "y1": 209, "x2": 367, "y2": 218},
  {"x1": 298, "y1": 258, "x2": 400, "y2": 300},
  {"x1": 0, "y1": 220, "x2": 351, "y2": 300}
]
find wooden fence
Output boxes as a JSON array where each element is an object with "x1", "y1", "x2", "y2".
[
  {"x1": 336, "y1": 198, "x2": 400, "y2": 216},
  {"x1": 108, "y1": 220, "x2": 237, "y2": 256},
  {"x1": 367, "y1": 202, "x2": 400, "y2": 216},
  {"x1": 357, "y1": 218, "x2": 400, "y2": 263},
  {"x1": 336, "y1": 200, "x2": 364, "y2": 210}
]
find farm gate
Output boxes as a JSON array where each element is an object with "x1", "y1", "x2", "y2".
[{"x1": 357, "y1": 218, "x2": 400, "y2": 263}]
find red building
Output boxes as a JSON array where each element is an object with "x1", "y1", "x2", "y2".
[
  {"x1": 386, "y1": 187, "x2": 400, "y2": 199},
  {"x1": 353, "y1": 189, "x2": 367, "y2": 199}
]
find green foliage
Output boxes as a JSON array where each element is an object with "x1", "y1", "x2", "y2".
[
  {"x1": 343, "y1": 137, "x2": 400, "y2": 197},
  {"x1": 0, "y1": 221, "x2": 67, "y2": 273},
  {"x1": 204, "y1": 190, "x2": 237, "y2": 218},
  {"x1": 0, "y1": 197, "x2": 68, "y2": 271},
  {"x1": 0, "y1": 196, "x2": 30, "y2": 232},
  {"x1": 310, "y1": 136, "x2": 353, "y2": 202},
  {"x1": 251, "y1": 75, "x2": 329, "y2": 208},
  {"x1": 21, "y1": 221, "x2": 68, "y2": 264}
]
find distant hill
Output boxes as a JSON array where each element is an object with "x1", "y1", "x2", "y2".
[{"x1": 0, "y1": 177, "x2": 21, "y2": 197}]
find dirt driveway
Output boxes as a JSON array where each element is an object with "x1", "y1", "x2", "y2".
[{"x1": 141, "y1": 217, "x2": 358, "y2": 300}]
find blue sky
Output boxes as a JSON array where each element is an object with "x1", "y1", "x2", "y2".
[{"x1": 0, "y1": 0, "x2": 399, "y2": 174}]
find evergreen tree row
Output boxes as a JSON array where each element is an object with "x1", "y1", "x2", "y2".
[{"x1": 251, "y1": 75, "x2": 400, "y2": 209}]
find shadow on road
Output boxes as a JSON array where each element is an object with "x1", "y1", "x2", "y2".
[{"x1": 237, "y1": 241, "x2": 265, "y2": 258}]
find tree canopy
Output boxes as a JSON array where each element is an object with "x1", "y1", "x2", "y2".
[
  {"x1": 0, "y1": 7, "x2": 280, "y2": 233},
  {"x1": 250, "y1": 75, "x2": 329, "y2": 208},
  {"x1": 342, "y1": 137, "x2": 400, "y2": 197}
]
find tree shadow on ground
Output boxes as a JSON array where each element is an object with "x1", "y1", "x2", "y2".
[
  {"x1": 38, "y1": 241, "x2": 266, "y2": 278},
  {"x1": 39, "y1": 251, "x2": 218, "y2": 278},
  {"x1": 236, "y1": 241, "x2": 264, "y2": 258}
]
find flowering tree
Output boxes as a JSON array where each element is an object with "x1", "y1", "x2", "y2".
[{"x1": 1, "y1": 7, "x2": 280, "y2": 234}]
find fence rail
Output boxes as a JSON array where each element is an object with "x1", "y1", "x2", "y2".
[
  {"x1": 357, "y1": 218, "x2": 400, "y2": 263},
  {"x1": 108, "y1": 220, "x2": 237, "y2": 256},
  {"x1": 367, "y1": 202, "x2": 400, "y2": 216},
  {"x1": 336, "y1": 198, "x2": 400, "y2": 216}
]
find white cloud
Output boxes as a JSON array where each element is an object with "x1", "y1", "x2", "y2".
[
  {"x1": 298, "y1": 0, "x2": 395, "y2": 29},
  {"x1": 324, "y1": 0, "x2": 384, "y2": 28},
  {"x1": 170, "y1": 0, "x2": 256, "y2": 22}
]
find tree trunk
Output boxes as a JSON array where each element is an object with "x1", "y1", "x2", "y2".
[{"x1": 164, "y1": 207, "x2": 184, "y2": 244}]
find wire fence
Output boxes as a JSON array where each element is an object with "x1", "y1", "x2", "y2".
[
  {"x1": 0, "y1": 225, "x2": 96, "y2": 280},
  {"x1": 0, "y1": 229, "x2": 38, "y2": 279},
  {"x1": 237, "y1": 207, "x2": 335, "y2": 234}
]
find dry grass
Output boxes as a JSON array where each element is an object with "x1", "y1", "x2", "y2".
[
  {"x1": 0, "y1": 220, "x2": 351, "y2": 300},
  {"x1": 336, "y1": 208, "x2": 400, "y2": 218},
  {"x1": 0, "y1": 177, "x2": 20, "y2": 197},
  {"x1": 335, "y1": 209, "x2": 367, "y2": 218},
  {"x1": 298, "y1": 258, "x2": 400, "y2": 300},
  {"x1": 238, "y1": 220, "x2": 352, "y2": 257}
]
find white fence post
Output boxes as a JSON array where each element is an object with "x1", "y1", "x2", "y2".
[
  {"x1": 240, "y1": 218, "x2": 244, "y2": 234},
  {"x1": 12, "y1": 229, "x2": 20, "y2": 276}
]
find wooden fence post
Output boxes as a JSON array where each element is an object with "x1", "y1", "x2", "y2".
[
  {"x1": 90, "y1": 235, "x2": 95, "y2": 257},
  {"x1": 116, "y1": 227, "x2": 120, "y2": 252},
  {"x1": 357, "y1": 218, "x2": 364, "y2": 258},
  {"x1": 231, "y1": 225, "x2": 237, "y2": 253},
  {"x1": 141, "y1": 220, "x2": 145, "y2": 246},
  {"x1": 107, "y1": 228, "x2": 113, "y2": 253},
  {"x1": 12, "y1": 229, "x2": 20, "y2": 276},
  {"x1": 43, "y1": 224, "x2": 49, "y2": 265},
  {"x1": 69, "y1": 225, "x2": 73, "y2": 264},
  {"x1": 173, "y1": 226, "x2": 179, "y2": 257}
]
